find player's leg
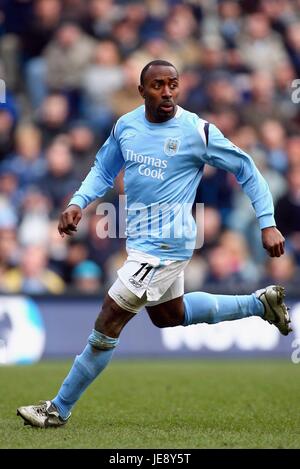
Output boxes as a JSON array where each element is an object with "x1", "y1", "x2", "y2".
[
  {"x1": 50, "y1": 294, "x2": 135, "y2": 421},
  {"x1": 147, "y1": 285, "x2": 291, "y2": 336},
  {"x1": 147, "y1": 293, "x2": 262, "y2": 328},
  {"x1": 183, "y1": 286, "x2": 291, "y2": 335},
  {"x1": 146, "y1": 270, "x2": 265, "y2": 327},
  {"x1": 17, "y1": 287, "x2": 143, "y2": 427},
  {"x1": 146, "y1": 296, "x2": 184, "y2": 327}
]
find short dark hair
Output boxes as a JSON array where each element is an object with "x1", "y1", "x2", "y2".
[{"x1": 140, "y1": 60, "x2": 177, "y2": 85}]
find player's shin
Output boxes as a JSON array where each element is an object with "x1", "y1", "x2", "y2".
[
  {"x1": 183, "y1": 292, "x2": 264, "y2": 326},
  {"x1": 52, "y1": 330, "x2": 119, "y2": 419}
]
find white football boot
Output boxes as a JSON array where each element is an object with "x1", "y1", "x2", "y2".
[
  {"x1": 255, "y1": 285, "x2": 292, "y2": 336},
  {"x1": 17, "y1": 400, "x2": 70, "y2": 428}
]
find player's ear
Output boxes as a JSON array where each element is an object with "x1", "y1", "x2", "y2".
[{"x1": 138, "y1": 85, "x2": 145, "y2": 99}]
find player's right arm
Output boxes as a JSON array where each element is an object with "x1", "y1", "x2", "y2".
[{"x1": 58, "y1": 127, "x2": 124, "y2": 237}]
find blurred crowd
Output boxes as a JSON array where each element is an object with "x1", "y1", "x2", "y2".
[{"x1": 0, "y1": 0, "x2": 300, "y2": 296}]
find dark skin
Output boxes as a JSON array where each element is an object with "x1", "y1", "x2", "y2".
[
  {"x1": 58, "y1": 64, "x2": 286, "y2": 338},
  {"x1": 138, "y1": 64, "x2": 179, "y2": 123}
]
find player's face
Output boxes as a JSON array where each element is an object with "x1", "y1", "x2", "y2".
[{"x1": 138, "y1": 65, "x2": 179, "y2": 123}]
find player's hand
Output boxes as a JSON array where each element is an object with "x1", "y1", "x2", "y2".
[
  {"x1": 58, "y1": 204, "x2": 82, "y2": 238},
  {"x1": 261, "y1": 226, "x2": 285, "y2": 257}
]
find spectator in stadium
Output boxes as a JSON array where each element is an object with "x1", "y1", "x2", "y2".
[
  {"x1": 22, "y1": 0, "x2": 62, "y2": 61},
  {"x1": 0, "y1": 169, "x2": 21, "y2": 210},
  {"x1": 40, "y1": 139, "x2": 79, "y2": 214},
  {"x1": 36, "y1": 93, "x2": 70, "y2": 146},
  {"x1": 72, "y1": 260, "x2": 103, "y2": 294},
  {"x1": 26, "y1": 21, "x2": 96, "y2": 110},
  {"x1": 203, "y1": 244, "x2": 246, "y2": 286},
  {"x1": 286, "y1": 136, "x2": 300, "y2": 167},
  {"x1": 0, "y1": 109, "x2": 16, "y2": 162},
  {"x1": 81, "y1": 39, "x2": 124, "y2": 134},
  {"x1": 273, "y1": 62, "x2": 298, "y2": 122},
  {"x1": 2, "y1": 244, "x2": 65, "y2": 294},
  {"x1": 17, "y1": 60, "x2": 292, "y2": 428},
  {"x1": 263, "y1": 252, "x2": 300, "y2": 289},
  {"x1": 238, "y1": 13, "x2": 289, "y2": 73},
  {"x1": 18, "y1": 189, "x2": 52, "y2": 247},
  {"x1": 163, "y1": 3, "x2": 199, "y2": 66},
  {"x1": 259, "y1": 119, "x2": 288, "y2": 173},
  {"x1": 205, "y1": 71, "x2": 239, "y2": 113},
  {"x1": 82, "y1": 0, "x2": 123, "y2": 40},
  {"x1": 112, "y1": 17, "x2": 140, "y2": 59},
  {"x1": 285, "y1": 21, "x2": 300, "y2": 76},
  {"x1": 68, "y1": 121, "x2": 99, "y2": 178},
  {"x1": 275, "y1": 165, "x2": 300, "y2": 264},
  {"x1": 110, "y1": 57, "x2": 144, "y2": 117},
  {"x1": 217, "y1": 0, "x2": 242, "y2": 47},
  {"x1": 194, "y1": 164, "x2": 234, "y2": 225},
  {"x1": 51, "y1": 238, "x2": 89, "y2": 285},
  {"x1": 2, "y1": 124, "x2": 46, "y2": 190},
  {"x1": 242, "y1": 71, "x2": 281, "y2": 128},
  {"x1": 0, "y1": 223, "x2": 19, "y2": 276}
]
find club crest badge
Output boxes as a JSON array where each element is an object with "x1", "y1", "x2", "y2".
[{"x1": 164, "y1": 137, "x2": 181, "y2": 157}]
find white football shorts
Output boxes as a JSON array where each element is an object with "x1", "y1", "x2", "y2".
[{"x1": 108, "y1": 249, "x2": 189, "y2": 313}]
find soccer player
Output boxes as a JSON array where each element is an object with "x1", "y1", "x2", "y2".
[{"x1": 17, "y1": 60, "x2": 292, "y2": 428}]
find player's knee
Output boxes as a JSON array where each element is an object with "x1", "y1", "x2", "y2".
[
  {"x1": 149, "y1": 311, "x2": 183, "y2": 328},
  {"x1": 150, "y1": 317, "x2": 169, "y2": 328},
  {"x1": 148, "y1": 302, "x2": 184, "y2": 328},
  {"x1": 88, "y1": 329, "x2": 119, "y2": 350}
]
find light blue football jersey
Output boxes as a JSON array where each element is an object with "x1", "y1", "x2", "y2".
[{"x1": 69, "y1": 105, "x2": 275, "y2": 262}]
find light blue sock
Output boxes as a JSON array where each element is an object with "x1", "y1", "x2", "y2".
[
  {"x1": 183, "y1": 292, "x2": 264, "y2": 326},
  {"x1": 52, "y1": 330, "x2": 118, "y2": 419}
]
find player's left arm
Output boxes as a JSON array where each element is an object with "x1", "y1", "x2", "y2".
[{"x1": 203, "y1": 123, "x2": 285, "y2": 257}]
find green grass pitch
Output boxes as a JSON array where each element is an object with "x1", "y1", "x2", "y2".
[{"x1": 0, "y1": 359, "x2": 299, "y2": 449}]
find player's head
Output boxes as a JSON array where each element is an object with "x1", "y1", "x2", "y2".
[{"x1": 138, "y1": 60, "x2": 179, "y2": 123}]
